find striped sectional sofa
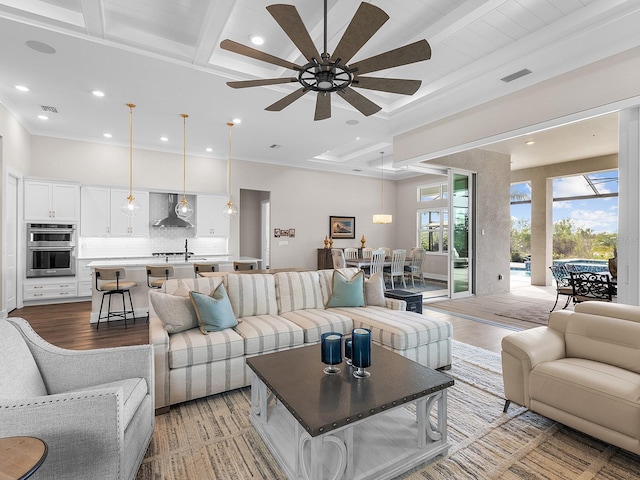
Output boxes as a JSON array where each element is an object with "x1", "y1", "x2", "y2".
[{"x1": 149, "y1": 268, "x2": 452, "y2": 410}]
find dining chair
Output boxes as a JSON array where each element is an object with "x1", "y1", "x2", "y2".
[
  {"x1": 368, "y1": 249, "x2": 386, "y2": 277},
  {"x1": 331, "y1": 248, "x2": 346, "y2": 269},
  {"x1": 384, "y1": 249, "x2": 407, "y2": 289},
  {"x1": 362, "y1": 247, "x2": 375, "y2": 259},
  {"x1": 405, "y1": 248, "x2": 425, "y2": 288},
  {"x1": 380, "y1": 247, "x2": 392, "y2": 259},
  {"x1": 549, "y1": 264, "x2": 573, "y2": 312},
  {"x1": 344, "y1": 248, "x2": 359, "y2": 260}
]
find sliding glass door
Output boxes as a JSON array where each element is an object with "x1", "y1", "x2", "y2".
[{"x1": 449, "y1": 170, "x2": 474, "y2": 298}]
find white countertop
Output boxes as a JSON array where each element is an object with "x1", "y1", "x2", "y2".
[{"x1": 86, "y1": 256, "x2": 260, "y2": 268}]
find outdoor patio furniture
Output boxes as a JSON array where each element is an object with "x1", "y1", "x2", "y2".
[{"x1": 549, "y1": 265, "x2": 573, "y2": 312}]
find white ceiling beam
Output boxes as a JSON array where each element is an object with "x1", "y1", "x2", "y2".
[
  {"x1": 81, "y1": 0, "x2": 105, "y2": 38},
  {"x1": 193, "y1": 0, "x2": 236, "y2": 67}
]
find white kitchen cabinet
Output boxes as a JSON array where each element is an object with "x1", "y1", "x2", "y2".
[
  {"x1": 23, "y1": 277, "x2": 77, "y2": 301},
  {"x1": 25, "y1": 180, "x2": 79, "y2": 222},
  {"x1": 80, "y1": 186, "x2": 149, "y2": 237},
  {"x1": 76, "y1": 259, "x2": 93, "y2": 297},
  {"x1": 196, "y1": 194, "x2": 229, "y2": 237}
]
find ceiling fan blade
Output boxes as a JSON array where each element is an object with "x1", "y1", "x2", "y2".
[
  {"x1": 349, "y1": 40, "x2": 432, "y2": 75},
  {"x1": 352, "y1": 77, "x2": 422, "y2": 95},
  {"x1": 220, "y1": 39, "x2": 301, "y2": 70},
  {"x1": 314, "y1": 93, "x2": 331, "y2": 121},
  {"x1": 227, "y1": 78, "x2": 298, "y2": 89},
  {"x1": 332, "y1": 3, "x2": 389, "y2": 65},
  {"x1": 265, "y1": 88, "x2": 309, "y2": 112},
  {"x1": 267, "y1": 4, "x2": 320, "y2": 62},
  {"x1": 337, "y1": 87, "x2": 381, "y2": 117}
]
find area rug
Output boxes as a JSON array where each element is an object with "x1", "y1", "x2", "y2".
[
  {"x1": 135, "y1": 341, "x2": 640, "y2": 479},
  {"x1": 495, "y1": 303, "x2": 556, "y2": 325}
]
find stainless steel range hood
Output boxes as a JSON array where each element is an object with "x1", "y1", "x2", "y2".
[{"x1": 152, "y1": 193, "x2": 194, "y2": 228}]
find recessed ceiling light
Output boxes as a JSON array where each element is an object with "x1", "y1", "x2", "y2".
[
  {"x1": 249, "y1": 35, "x2": 264, "y2": 46},
  {"x1": 92, "y1": 90, "x2": 105, "y2": 97},
  {"x1": 103, "y1": 133, "x2": 112, "y2": 138},
  {"x1": 26, "y1": 40, "x2": 56, "y2": 54},
  {"x1": 206, "y1": 147, "x2": 213, "y2": 152},
  {"x1": 232, "y1": 118, "x2": 242, "y2": 124},
  {"x1": 525, "y1": 140, "x2": 535, "y2": 145},
  {"x1": 160, "y1": 137, "x2": 168, "y2": 142},
  {"x1": 37, "y1": 115, "x2": 48, "y2": 120},
  {"x1": 346, "y1": 119, "x2": 359, "y2": 125},
  {"x1": 15, "y1": 85, "x2": 30, "y2": 92}
]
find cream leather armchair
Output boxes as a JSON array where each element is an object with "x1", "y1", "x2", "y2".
[
  {"x1": 502, "y1": 301, "x2": 640, "y2": 455},
  {"x1": 0, "y1": 317, "x2": 154, "y2": 479}
]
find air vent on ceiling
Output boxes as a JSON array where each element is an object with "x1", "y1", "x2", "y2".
[
  {"x1": 40, "y1": 105, "x2": 59, "y2": 114},
  {"x1": 500, "y1": 69, "x2": 532, "y2": 83}
]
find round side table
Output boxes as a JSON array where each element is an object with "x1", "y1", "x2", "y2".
[{"x1": 0, "y1": 436, "x2": 48, "y2": 480}]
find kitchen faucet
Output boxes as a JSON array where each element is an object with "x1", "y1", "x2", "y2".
[{"x1": 185, "y1": 239, "x2": 188, "y2": 262}]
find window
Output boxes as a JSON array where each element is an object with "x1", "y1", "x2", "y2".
[
  {"x1": 418, "y1": 209, "x2": 448, "y2": 253},
  {"x1": 418, "y1": 184, "x2": 448, "y2": 202}
]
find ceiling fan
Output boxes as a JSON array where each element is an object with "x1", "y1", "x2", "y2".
[{"x1": 220, "y1": 1, "x2": 431, "y2": 121}]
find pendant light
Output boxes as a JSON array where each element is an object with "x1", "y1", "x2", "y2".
[
  {"x1": 372, "y1": 151, "x2": 392, "y2": 224},
  {"x1": 175, "y1": 113, "x2": 194, "y2": 219},
  {"x1": 121, "y1": 103, "x2": 141, "y2": 216},
  {"x1": 223, "y1": 121, "x2": 239, "y2": 219}
]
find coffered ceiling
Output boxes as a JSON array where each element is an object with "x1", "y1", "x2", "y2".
[{"x1": 0, "y1": 0, "x2": 635, "y2": 179}]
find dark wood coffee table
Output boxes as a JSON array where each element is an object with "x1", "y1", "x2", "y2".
[{"x1": 246, "y1": 343, "x2": 454, "y2": 480}]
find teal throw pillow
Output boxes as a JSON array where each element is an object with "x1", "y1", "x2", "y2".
[
  {"x1": 190, "y1": 283, "x2": 238, "y2": 334},
  {"x1": 326, "y1": 270, "x2": 365, "y2": 308}
]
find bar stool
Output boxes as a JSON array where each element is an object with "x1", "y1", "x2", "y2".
[
  {"x1": 194, "y1": 262, "x2": 218, "y2": 277},
  {"x1": 95, "y1": 267, "x2": 137, "y2": 329},
  {"x1": 146, "y1": 265, "x2": 175, "y2": 289},
  {"x1": 233, "y1": 260, "x2": 258, "y2": 271}
]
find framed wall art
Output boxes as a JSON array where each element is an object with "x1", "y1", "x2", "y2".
[{"x1": 329, "y1": 216, "x2": 355, "y2": 239}]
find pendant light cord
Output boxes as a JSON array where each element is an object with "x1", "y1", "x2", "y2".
[
  {"x1": 227, "y1": 122, "x2": 234, "y2": 200},
  {"x1": 181, "y1": 114, "x2": 189, "y2": 201},
  {"x1": 127, "y1": 103, "x2": 135, "y2": 199},
  {"x1": 380, "y1": 151, "x2": 385, "y2": 214}
]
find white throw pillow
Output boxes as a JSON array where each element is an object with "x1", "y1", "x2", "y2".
[
  {"x1": 149, "y1": 291, "x2": 198, "y2": 334},
  {"x1": 365, "y1": 272, "x2": 386, "y2": 307}
]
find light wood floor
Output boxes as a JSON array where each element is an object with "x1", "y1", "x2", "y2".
[{"x1": 8, "y1": 278, "x2": 555, "y2": 354}]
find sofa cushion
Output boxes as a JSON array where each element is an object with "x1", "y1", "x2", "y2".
[
  {"x1": 190, "y1": 284, "x2": 238, "y2": 334},
  {"x1": 149, "y1": 291, "x2": 198, "y2": 334},
  {"x1": 330, "y1": 306, "x2": 452, "y2": 350},
  {"x1": 225, "y1": 274, "x2": 278, "y2": 317},
  {"x1": 326, "y1": 270, "x2": 365, "y2": 308},
  {"x1": 364, "y1": 272, "x2": 386, "y2": 307},
  {"x1": 280, "y1": 309, "x2": 353, "y2": 343},
  {"x1": 318, "y1": 268, "x2": 360, "y2": 305},
  {"x1": 233, "y1": 315, "x2": 304, "y2": 355},
  {"x1": 530, "y1": 358, "x2": 640, "y2": 439},
  {"x1": 162, "y1": 276, "x2": 224, "y2": 296},
  {"x1": 73, "y1": 377, "x2": 147, "y2": 429},
  {"x1": 275, "y1": 271, "x2": 324, "y2": 314},
  {"x1": 565, "y1": 315, "x2": 640, "y2": 374},
  {"x1": 0, "y1": 319, "x2": 47, "y2": 398},
  {"x1": 169, "y1": 327, "x2": 245, "y2": 369}
]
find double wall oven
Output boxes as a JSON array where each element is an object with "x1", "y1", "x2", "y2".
[{"x1": 26, "y1": 223, "x2": 76, "y2": 277}]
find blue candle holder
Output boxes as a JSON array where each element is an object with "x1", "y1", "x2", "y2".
[
  {"x1": 321, "y1": 332, "x2": 343, "y2": 374},
  {"x1": 351, "y1": 328, "x2": 372, "y2": 378},
  {"x1": 344, "y1": 338, "x2": 352, "y2": 366}
]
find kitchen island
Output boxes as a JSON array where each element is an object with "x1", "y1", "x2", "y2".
[{"x1": 86, "y1": 255, "x2": 261, "y2": 323}]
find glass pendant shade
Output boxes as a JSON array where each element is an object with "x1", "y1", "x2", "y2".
[
  {"x1": 175, "y1": 196, "x2": 194, "y2": 219},
  {"x1": 223, "y1": 199, "x2": 238, "y2": 219},
  {"x1": 373, "y1": 151, "x2": 392, "y2": 224},
  {"x1": 121, "y1": 194, "x2": 141, "y2": 216},
  {"x1": 122, "y1": 103, "x2": 140, "y2": 217},
  {"x1": 176, "y1": 113, "x2": 194, "y2": 219}
]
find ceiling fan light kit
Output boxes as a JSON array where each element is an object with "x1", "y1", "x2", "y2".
[{"x1": 221, "y1": 1, "x2": 431, "y2": 121}]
